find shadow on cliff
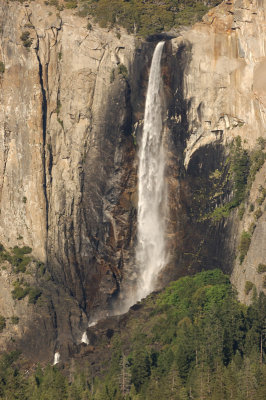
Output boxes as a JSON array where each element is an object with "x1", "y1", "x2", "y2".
[
  {"x1": 157, "y1": 39, "x2": 236, "y2": 288},
  {"x1": 42, "y1": 38, "x2": 237, "y2": 362}
]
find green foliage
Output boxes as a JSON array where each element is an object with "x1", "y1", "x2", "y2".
[
  {"x1": 12, "y1": 246, "x2": 32, "y2": 256},
  {"x1": 209, "y1": 201, "x2": 234, "y2": 221},
  {"x1": 257, "y1": 136, "x2": 266, "y2": 150},
  {"x1": 0, "y1": 61, "x2": 5, "y2": 74},
  {"x1": 207, "y1": 137, "x2": 250, "y2": 222},
  {"x1": 239, "y1": 231, "x2": 251, "y2": 264},
  {"x1": 257, "y1": 263, "x2": 266, "y2": 274},
  {"x1": 245, "y1": 281, "x2": 254, "y2": 295},
  {"x1": 48, "y1": 0, "x2": 64, "y2": 10},
  {"x1": 0, "y1": 351, "x2": 27, "y2": 400},
  {"x1": 208, "y1": 137, "x2": 265, "y2": 222},
  {"x1": 64, "y1": 0, "x2": 77, "y2": 9},
  {"x1": 248, "y1": 149, "x2": 266, "y2": 184},
  {"x1": 238, "y1": 204, "x2": 245, "y2": 220},
  {"x1": 11, "y1": 316, "x2": 19, "y2": 325},
  {"x1": 11, "y1": 246, "x2": 32, "y2": 273},
  {"x1": 131, "y1": 347, "x2": 151, "y2": 392},
  {"x1": 254, "y1": 207, "x2": 263, "y2": 220},
  {"x1": 249, "y1": 203, "x2": 255, "y2": 212},
  {"x1": 0, "y1": 315, "x2": 6, "y2": 332},
  {"x1": 110, "y1": 68, "x2": 115, "y2": 83},
  {"x1": 23, "y1": 196, "x2": 27, "y2": 203},
  {"x1": 117, "y1": 63, "x2": 128, "y2": 78},
  {"x1": 0, "y1": 244, "x2": 32, "y2": 272},
  {"x1": 20, "y1": 31, "x2": 33, "y2": 48},
  {"x1": 11, "y1": 280, "x2": 41, "y2": 304},
  {"x1": 249, "y1": 222, "x2": 256, "y2": 235},
  {"x1": 257, "y1": 187, "x2": 266, "y2": 205},
  {"x1": 28, "y1": 287, "x2": 42, "y2": 304},
  {"x1": 56, "y1": 100, "x2": 61, "y2": 114},
  {"x1": 230, "y1": 137, "x2": 250, "y2": 205},
  {"x1": 11, "y1": 282, "x2": 29, "y2": 300},
  {"x1": 79, "y1": 0, "x2": 222, "y2": 37},
  {"x1": 158, "y1": 270, "x2": 232, "y2": 322},
  {"x1": 0, "y1": 270, "x2": 265, "y2": 399}
]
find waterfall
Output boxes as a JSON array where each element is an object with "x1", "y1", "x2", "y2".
[
  {"x1": 53, "y1": 352, "x2": 60, "y2": 365},
  {"x1": 136, "y1": 41, "x2": 167, "y2": 300},
  {"x1": 81, "y1": 331, "x2": 89, "y2": 345},
  {"x1": 88, "y1": 42, "x2": 167, "y2": 321}
]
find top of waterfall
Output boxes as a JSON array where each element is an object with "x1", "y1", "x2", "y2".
[{"x1": 146, "y1": 33, "x2": 177, "y2": 42}]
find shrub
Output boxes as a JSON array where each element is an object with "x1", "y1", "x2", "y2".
[
  {"x1": 20, "y1": 31, "x2": 33, "y2": 48},
  {"x1": 11, "y1": 284, "x2": 29, "y2": 301},
  {"x1": 159, "y1": 269, "x2": 231, "y2": 312},
  {"x1": 245, "y1": 281, "x2": 254, "y2": 295},
  {"x1": 254, "y1": 208, "x2": 263, "y2": 220},
  {"x1": 110, "y1": 68, "x2": 115, "y2": 83},
  {"x1": 0, "y1": 62, "x2": 5, "y2": 74},
  {"x1": 238, "y1": 204, "x2": 245, "y2": 220},
  {"x1": 257, "y1": 136, "x2": 266, "y2": 150},
  {"x1": 257, "y1": 263, "x2": 266, "y2": 274},
  {"x1": 87, "y1": 22, "x2": 92, "y2": 31},
  {"x1": 13, "y1": 258, "x2": 30, "y2": 273},
  {"x1": 12, "y1": 246, "x2": 32, "y2": 256},
  {"x1": 22, "y1": 196, "x2": 27, "y2": 203},
  {"x1": 49, "y1": 0, "x2": 59, "y2": 6},
  {"x1": 0, "y1": 315, "x2": 6, "y2": 332},
  {"x1": 117, "y1": 64, "x2": 128, "y2": 78},
  {"x1": 248, "y1": 150, "x2": 266, "y2": 184},
  {"x1": 210, "y1": 201, "x2": 235, "y2": 221},
  {"x1": 11, "y1": 316, "x2": 19, "y2": 325},
  {"x1": 11, "y1": 281, "x2": 41, "y2": 304},
  {"x1": 64, "y1": 0, "x2": 77, "y2": 9},
  {"x1": 249, "y1": 222, "x2": 256, "y2": 235},
  {"x1": 36, "y1": 261, "x2": 46, "y2": 276},
  {"x1": 239, "y1": 231, "x2": 251, "y2": 264},
  {"x1": 230, "y1": 137, "x2": 250, "y2": 204},
  {"x1": 249, "y1": 203, "x2": 254, "y2": 212},
  {"x1": 28, "y1": 287, "x2": 42, "y2": 304},
  {"x1": 56, "y1": 100, "x2": 61, "y2": 114},
  {"x1": 82, "y1": 0, "x2": 221, "y2": 36},
  {"x1": 257, "y1": 188, "x2": 266, "y2": 205}
]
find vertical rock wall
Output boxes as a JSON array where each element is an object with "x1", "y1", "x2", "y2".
[
  {"x1": 0, "y1": 0, "x2": 265, "y2": 362},
  {"x1": 0, "y1": 1, "x2": 145, "y2": 318},
  {"x1": 166, "y1": 0, "x2": 266, "y2": 298}
]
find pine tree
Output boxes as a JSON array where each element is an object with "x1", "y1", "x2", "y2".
[{"x1": 119, "y1": 353, "x2": 131, "y2": 397}]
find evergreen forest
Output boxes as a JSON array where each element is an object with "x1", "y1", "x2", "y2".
[
  {"x1": 0, "y1": 270, "x2": 265, "y2": 399},
  {"x1": 46, "y1": 0, "x2": 223, "y2": 36}
]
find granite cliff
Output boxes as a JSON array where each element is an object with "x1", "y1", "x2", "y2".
[{"x1": 0, "y1": 0, "x2": 265, "y2": 363}]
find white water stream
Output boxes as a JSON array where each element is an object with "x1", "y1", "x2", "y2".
[
  {"x1": 79, "y1": 42, "x2": 167, "y2": 341},
  {"x1": 135, "y1": 41, "x2": 167, "y2": 300},
  {"x1": 53, "y1": 352, "x2": 60, "y2": 365}
]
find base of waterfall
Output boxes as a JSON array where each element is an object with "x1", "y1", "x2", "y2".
[
  {"x1": 53, "y1": 352, "x2": 60, "y2": 365},
  {"x1": 81, "y1": 331, "x2": 89, "y2": 345}
]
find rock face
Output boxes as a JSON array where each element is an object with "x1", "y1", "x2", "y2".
[
  {"x1": 0, "y1": 0, "x2": 154, "y2": 360},
  {"x1": 167, "y1": 0, "x2": 266, "y2": 300},
  {"x1": 0, "y1": 0, "x2": 265, "y2": 362}
]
